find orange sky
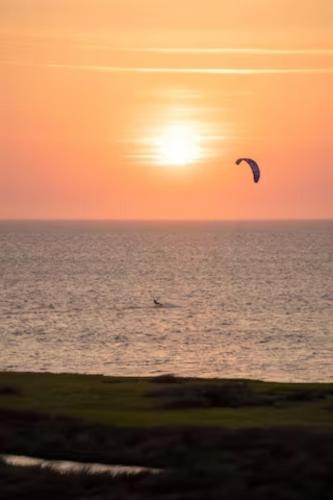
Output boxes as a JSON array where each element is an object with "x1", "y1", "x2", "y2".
[{"x1": 1, "y1": 0, "x2": 332, "y2": 219}]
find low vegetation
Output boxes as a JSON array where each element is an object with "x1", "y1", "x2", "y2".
[
  {"x1": 1, "y1": 425, "x2": 333, "y2": 499},
  {"x1": 0, "y1": 372, "x2": 332, "y2": 498}
]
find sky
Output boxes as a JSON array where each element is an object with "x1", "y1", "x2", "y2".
[{"x1": 1, "y1": 0, "x2": 332, "y2": 219}]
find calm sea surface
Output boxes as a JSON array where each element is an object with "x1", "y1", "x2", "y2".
[{"x1": 0, "y1": 221, "x2": 332, "y2": 382}]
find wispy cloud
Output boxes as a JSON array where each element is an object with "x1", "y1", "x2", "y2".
[
  {"x1": 2, "y1": 61, "x2": 333, "y2": 75},
  {"x1": 22, "y1": 63, "x2": 333, "y2": 75},
  {"x1": 3, "y1": 34, "x2": 333, "y2": 57},
  {"x1": 71, "y1": 44, "x2": 333, "y2": 57},
  {"x1": 124, "y1": 47, "x2": 333, "y2": 55}
]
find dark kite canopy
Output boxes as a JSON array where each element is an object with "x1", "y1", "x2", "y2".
[{"x1": 235, "y1": 158, "x2": 261, "y2": 183}]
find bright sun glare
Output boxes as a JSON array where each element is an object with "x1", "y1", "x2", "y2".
[{"x1": 154, "y1": 123, "x2": 202, "y2": 167}]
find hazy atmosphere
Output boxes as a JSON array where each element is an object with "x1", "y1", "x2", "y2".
[{"x1": 1, "y1": 0, "x2": 332, "y2": 219}]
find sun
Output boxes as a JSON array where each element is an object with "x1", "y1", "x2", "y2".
[{"x1": 154, "y1": 123, "x2": 202, "y2": 167}]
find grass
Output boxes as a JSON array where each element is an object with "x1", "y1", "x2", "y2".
[{"x1": 0, "y1": 371, "x2": 332, "y2": 428}]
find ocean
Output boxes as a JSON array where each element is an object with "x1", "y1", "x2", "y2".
[{"x1": 0, "y1": 220, "x2": 332, "y2": 382}]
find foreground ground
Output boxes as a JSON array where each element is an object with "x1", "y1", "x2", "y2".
[{"x1": 0, "y1": 372, "x2": 332, "y2": 499}]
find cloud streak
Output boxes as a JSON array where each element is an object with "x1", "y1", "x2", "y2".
[
  {"x1": 24, "y1": 63, "x2": 333, "y2": 75},
  {"x1": 125, "y1": 47, "x2": 333, "y2": 55},
  {"x1": 2, "y1": 61, "x2": 333, "y2": 75}
]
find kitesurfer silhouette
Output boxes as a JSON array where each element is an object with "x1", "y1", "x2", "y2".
[{"x1": 235, "y1": 158, "x2": 261, "y2": 183}]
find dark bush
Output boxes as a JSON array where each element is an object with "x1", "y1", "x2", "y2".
[
  {"x1": 150, "y1": 374, "x2": 180, "y2": 384},
  {"x1": 147, "y1": 382, "x2": 333, "y2": 410},
  {"x1": 0, "y1": 385, "x2": 20, "y2": 396},
  {"x1": 147, "y1": 381, "x2": 266, "y2": 409},
  {"x1": 284, "y1": 388, "x2": 333, "y2": 402}
]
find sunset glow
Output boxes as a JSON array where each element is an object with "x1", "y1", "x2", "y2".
[
  {"x1": 0, "y1": 0, "x2": 332, "y2": 219},
  {"x1": 154, "y1": 123, "x2": 202, "y2": 167}
]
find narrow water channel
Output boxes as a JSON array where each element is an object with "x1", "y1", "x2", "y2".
[{"x1": 1, "y1": 454, "x2": 160, "y2": 476}]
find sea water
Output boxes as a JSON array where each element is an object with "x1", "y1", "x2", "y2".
[{"x1": 0, "y1": 221, "x2": 332, "y2": 381}]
